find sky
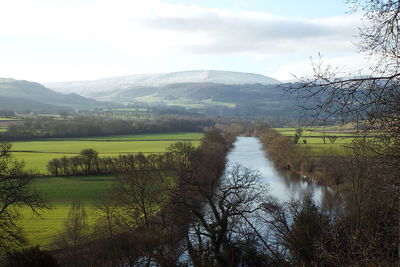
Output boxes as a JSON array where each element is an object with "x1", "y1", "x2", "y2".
[{"x1": 0, "y1": 0, "x2": 370, "y2": 82}]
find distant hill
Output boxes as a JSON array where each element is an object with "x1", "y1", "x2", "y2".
[
  {"x1": 43, "y1": 71, "x2": 298, "y2": 117},
  {"x1": 0, "y1": 78, "x2": 104, "y2": 111},
  {"x1": 45, "y1": 70, "x2": 281, "y2": 95}
]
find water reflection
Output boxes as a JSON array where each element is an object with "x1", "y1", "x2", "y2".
[{"x1": 226, "y1": 137, "x2": 337, "y2": 204}]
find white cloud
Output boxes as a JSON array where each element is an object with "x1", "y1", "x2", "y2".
[
  {"x1": 0, "y1": 0, "x2": 365, "y2": 81},
  {"x1": 0, "y1": 0, "x2": 361, "y2": 56}
]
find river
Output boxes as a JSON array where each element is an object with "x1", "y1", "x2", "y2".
[{"x1": 226, "y1": 136, "x2": 330, "y2": 203}]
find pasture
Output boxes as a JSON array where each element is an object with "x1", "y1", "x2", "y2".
[
  {"x1": 20, "y1": 175, "x2": 113, "y2": 246},
  {"x1": 11, "y1": 132, "x2": 203, "y2": 174},
  {"x1": 0, "y1": 117, "x2": 20, "y2": 121},
  {"x1": 273, "y1": 127, "x2": 375, "y2": 155},
  {"x1": 16, "y1": 132, "x2": 202, "y2": 247}
]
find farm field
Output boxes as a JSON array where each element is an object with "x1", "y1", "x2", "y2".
[
  {"x1": 19, "y1": 175, "x2": 113, "y2": 247},
  {"x1": 11, "y1": 132, "x2": 202, "y2": 174},
  {"x1": 275, "y1": 129, "x2": 353, "y2": 137},
  {"x1": 42, "y1": 132, "x2": 203, "y2": 141},
  {"x1": 273, "y1": 127, "x2": 376, "y2": 155},
  {"x1": 15, "y1": 132, "x2": 202, "y2": 246},
  {"x1": 135, "y1": 95, "x2": 236, "y2": 109},
  {"x1": 0, "y1": 117, "x2": 21, "y2": 121}
]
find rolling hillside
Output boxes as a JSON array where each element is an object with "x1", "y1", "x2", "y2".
[
  {"x1": 44, "y1": 70, "x2": 298, "y2": 116},
  {"x1": 45, "y1": 70, "x2": 281, "y2": 95},
  {"x1": 0, "y1": 78, "x2": 105, "y2": 111}
]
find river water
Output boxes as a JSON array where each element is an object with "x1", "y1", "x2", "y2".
[{"x1": 226, "y1": 137, "x2": 328, "y2": 203}]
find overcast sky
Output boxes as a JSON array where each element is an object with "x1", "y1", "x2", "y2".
[{"x1": 0, "y1": 0, "x2": 369, "y2": 82}]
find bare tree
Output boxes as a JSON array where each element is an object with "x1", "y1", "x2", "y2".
[
  {"x1": 79, "y1": 149, "x2": 99, "y2": 175},
  {"x1": 289, "y1": 1, "x2": 400, "y2": 146},
  {"x1": 62, "y1": 200, "x2": 89, "y2": 250},
  {"x1": 176, "y1": 164, "x2": 271, "y2": 267},
  {"x1": 288, "y1": 1, "x2": 400, "y2": 263},
  {"x1": 0, "y1": 142, "x2": 46, "y2": 255},
  {"x1": 328, "y1": 135, "x2": 338, "y2": 144},
  {"x1": 110, "y1": 156, "x2": 166, "y2": 231},
  {"x1": 55, "y1": 199, "x2": 89, "y2": 267}
]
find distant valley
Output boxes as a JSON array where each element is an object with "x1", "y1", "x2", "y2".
[
  {"x1": 45, "y1": 70, "x2": 280, "y2": 94},
  {"x1": 45, "y1": 70, "x2": 298, "y2": 117},
  {"x1": 1, "y1": 70, "x2": 299, "y2": 117}
]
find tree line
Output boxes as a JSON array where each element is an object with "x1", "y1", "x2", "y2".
[
  {"x1": 2, "y1": 128, "x2": 398, "y2": 266},
  {"x1": 0, "y1": 110, "x2": 16, "y2": 118},
  {"x1": 52, "y1": 126, "x2": 398, "y2": 266},
  {"x1": 1, "y1": 116, "x2": 214, "y2": 140},
  {"x1": 47, "y1": 149, "x2": 188, "y2": 176},
  {"x1": 49, "y1": 130, "x2": 234, "y2": 266},
  {"x1": 260, "y1": 127, "x2": 398, "y2": 265}
]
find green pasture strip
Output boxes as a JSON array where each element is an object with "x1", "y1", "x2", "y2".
[
  {"x1": 135, "y1": 94, "x2": 162, "y2": 102},
  {"x1": 274, "y1": 126, "x2": 377, "y2": 135},
  {"x1": 11, "y1": 133, "x2": 202, "y2": 174},
  {"x1": 202, "y1": 99, "x2": 236, "y2": 108},
  {"x1": 300, "y1": 143, "x2": 348, "y2": 156},
  {"x1": 273, "y1": 128, "x2": 380, "y2": 157},
  {"x1": 13, "y1": 152, "x2": 77, "y2": 173},
  {"x1": 38, "y1": 132, "x2": 203, "y2": 141},
  {"x1": 20, "y1": 173, "x2": 174, "y2": 246},
  {"x1": 297, "y1": 137, "x2": 355, "y2": 144},
  {"x1": 11, "y1": 140, "x2": 196, "y2": 154},
  {"x1": 32, "y1": 175, "x2": 113, "y2": 204},
  {"x1": 273, "y1": 127, "x2": 296, "y2": 131},
  {"x1": 14, "y1": 152, "x2": 181, "y2": 175},
  {"x1": 19, "y1": 175, "x2": 113, "y2": 246},
  {"x1": 11, "y1": 134, "x2": 201, "y2": 174},
  {"x1": 274, "y1": 128, "x2": 355, "y2": 137},
  {"x1": 102, "y1": 108, "x2": 148, "y2": 112},
  {"x1": 20, "y1": 204, "x2": 100, "y2": 247},
  {"x1": 14, "y1": 153, "x2": 136, "y2": 174},
  {"x1": 0, "y1": 117, "x2": 20, "y2": 121}
]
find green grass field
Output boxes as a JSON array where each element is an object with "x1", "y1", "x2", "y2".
[
  {"x1": 273, "y1": 127, "x2": 370, "y2": 155},
  {"x1": 42, "y1": 132, "x2": 203, "y2": 141},
  {"x1": 102, "y1": 108, "x2": 148, "y2": 112},
  {"x1": 19, "y1": 175, "x2": 113, "y2": 247},
  {"x1": 0, "y1": 117, "x2": 19, "y2": 121},
  {"x1": 12, "y1": 132, "x2": 202, "y2": 174},
  {"x1": 273, "y1": 128, "x2": 359, "y2": 137},
  {"x1": 21, "y1": 173, "x2": 174, "y2": 247},
  {"x1": 14, "y1": 132, "x2": 202, "y2": 246}
]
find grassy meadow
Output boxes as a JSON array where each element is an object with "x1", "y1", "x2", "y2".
[
  {"x1": 0, "y1": 117, "x2": 20, "y2": 121},
  {"x1": 15, "y1": 132, "x2": 202, "y2": 246},
  {"x1": 12, "y1": 132, "x2": 203, "y2": 174},
  {"x1": 273, "y1": 127, "x2": 375, "y2": 155},
  {"x1": 20, "y1": 175, "x2": 113, "y2": 246}
]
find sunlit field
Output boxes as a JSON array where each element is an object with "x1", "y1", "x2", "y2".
[
  {"x1": 15, "y1": 132, "x2": 202, "y2": 246},
  {"x1": 20, "y1": 175, "x2": 113, "y2": 247},
  {"x1": 12, "y1": 132, "x2": 202, "y2": 174},
  {"x1": 273, "y1": 127, "x2": 378, "y2": 155}
]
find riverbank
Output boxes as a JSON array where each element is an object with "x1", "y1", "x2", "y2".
[
  {"x1": 257, "y1": 128, "x2": 345, "y2": 188},
  {"x1": 226, "y1": 136, "x2": 326, "y2": 201}
]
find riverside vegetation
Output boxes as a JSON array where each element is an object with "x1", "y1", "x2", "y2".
[
  {"x1": 1, "y1": 0, "x2": 399, "y2": 264},
  {"x1": 0, "y1": 117, "x2": 398, "y2": 266}
]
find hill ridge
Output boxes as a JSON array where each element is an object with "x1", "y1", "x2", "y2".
[{"x1": 44, "y1": 70, "x2": 280, "y2": 94}]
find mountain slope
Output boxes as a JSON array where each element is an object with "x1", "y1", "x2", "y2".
[
  {"x1": 0, "y1": 78, "x2": 101, "y2": 111},
  {"x1": 45, "y1": 70, "x2": 280, "y2": 95}
]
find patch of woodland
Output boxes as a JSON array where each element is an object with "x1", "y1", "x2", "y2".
[
  {"x1": 0, "y1": 116, "x2": 214, "y2": 141},
  {"x1": 49, "y1": 130, "x2": 234, "y2": 266}
]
